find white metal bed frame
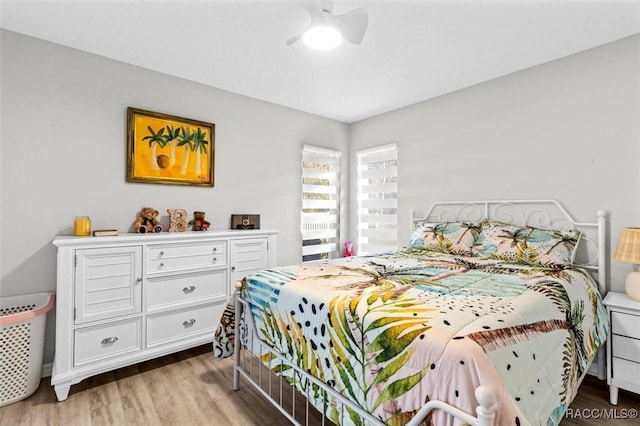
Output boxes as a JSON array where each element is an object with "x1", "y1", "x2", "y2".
[{"x1": 232, "y1": 200, "x2": 609, "y2": 426}]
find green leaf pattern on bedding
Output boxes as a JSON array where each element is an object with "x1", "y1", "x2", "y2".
[
  {"x1": 472, "y1": 221, "x2": 581, "y2": 266},
  {"x1": 239, "y1": 249, "x2": 608, "y2": 426}
]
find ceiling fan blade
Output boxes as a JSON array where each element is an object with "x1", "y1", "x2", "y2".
[
  {"x1": 286, "y1": 34, "x2": 304, "y2": 46},
  {"x1": 336, "y1": 7, "x2": 368, "y2": 45},
  {"x1": 287, "y1": 2, "x2": 318, "y2": 46},
  {"x1": 299, "y1": 1, "x2": 325, "y2": 24}
]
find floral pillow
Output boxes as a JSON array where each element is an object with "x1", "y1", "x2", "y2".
[
  {"x1": 409, "y1": 221, "x2": 480, "y2": 255},
  {"x1": 472, "y1": 220, "x2": 581, "y2": 266}
]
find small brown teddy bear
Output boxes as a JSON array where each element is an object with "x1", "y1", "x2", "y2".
[
  {"x1": 134, "y1": 207, "x2": 163, "y2": 233},
  {"x1": 189, "y1": 211, "x2": 210, "y2": 231},
  {"x1": 167, "y1": 208, "x2": 187, "y2": 233}
]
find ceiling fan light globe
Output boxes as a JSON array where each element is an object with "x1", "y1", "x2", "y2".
[{"x1": 303, "y1": 26, "x2": 342, "y2": 50}]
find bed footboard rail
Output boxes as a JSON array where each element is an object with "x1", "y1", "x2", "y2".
[
  {"x1": 405, "y1": 386, "x2": 496, "y2": 426},
  {"x1": 233, "y1": 284, "x2": 497, "y2": 426}
]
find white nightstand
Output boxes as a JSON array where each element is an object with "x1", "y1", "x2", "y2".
[{"x1": 603, "y1": 291, "x2": 640, "y2": 405}]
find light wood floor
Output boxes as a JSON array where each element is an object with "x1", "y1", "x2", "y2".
[{"x1": 1, "y1": 345, "x2": 638, "y2": 425}]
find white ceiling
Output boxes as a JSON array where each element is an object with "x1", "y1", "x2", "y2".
[{"x1": 2, "y1": 0, "x2": 640, "y2": 123}]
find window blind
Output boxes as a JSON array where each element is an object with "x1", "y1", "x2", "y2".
[
  {"x1": 357, "y1": 143, "x2": 398, "y2": 255},
  {"x1": 301, "y1": 145, "x2": 341, "y2": 262}
]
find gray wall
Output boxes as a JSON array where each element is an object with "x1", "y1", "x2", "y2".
[
  {"x1": 349, "y1": 34, "x2": 640, "y2": 293},
  {"x1": 2, "y1": 30, "x2": 639, "y2": 368},
  {"x1": 0, "y1": 30, "x2": 350, "y2": 364}
]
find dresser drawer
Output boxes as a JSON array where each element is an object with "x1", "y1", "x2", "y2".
[
  {"x1": 147, "y1": 269, "x2": 227, "y2": 311},
  {"x1": 74, "y1": 318, "x2": 141, "y2": 366},
  {"x1": 146, "y1": 302, "x2": 225, "y2": 347},
  {"x1": 611, "y1": 334, "x2": 640, "y2": 363},
  {"x1": 147, "y1": 242, "x2": 226, "y2": 273},
  {"x1": 612, "y1": 356, "x2": 640, "y2": 383},
  {"x1": 611, "y1": 312, "x2": 640, "y2": 339}
]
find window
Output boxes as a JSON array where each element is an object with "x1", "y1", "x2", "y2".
[
  {"x1": 357, "y1": 143, "x2": 398, "y2": 255},
  {"x1": 301, "y1": 145, "x2": 341, "y2": 262}
]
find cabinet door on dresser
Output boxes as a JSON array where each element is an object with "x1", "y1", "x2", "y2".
[
  {"x1": 230, "y1": 238, "x2": 269, "y2": 286},
  {"x1": 74, "y1": 246, "x2": 142, "y2": 324}
]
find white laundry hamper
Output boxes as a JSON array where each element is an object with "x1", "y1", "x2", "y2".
[{"x1": 0, "y1": 292, "x2": 55, "y2": 407}]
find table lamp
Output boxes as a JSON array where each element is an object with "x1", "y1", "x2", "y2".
[{"x1": 613, "y1": 227, "x2": 640, "y2": 301}]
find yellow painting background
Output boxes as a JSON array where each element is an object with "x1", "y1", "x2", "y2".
[{"x1": 132, "y1": 115, "x2": 212, "y2": 183}]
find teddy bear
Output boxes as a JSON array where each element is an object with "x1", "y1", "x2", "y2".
[
  {"x1": 134, "y1": 207, "x2": 163, "y2": 233},
  {"x1": 167, "y1": 208, "x2": 187, "y2": 233},
  {"x1": 189, "y1": 211, "x2": 210, "y2": 231}
]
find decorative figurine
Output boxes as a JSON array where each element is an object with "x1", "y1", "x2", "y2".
[
  {"x1": 344, "y1": 241, "x2": 353, "y2": 257},
  {"x1": 134, "y1": 207, "x2": 163, "y2": 233},
  {"x1": 189, "y1": 211, "x2": 211, "y2": 231},
  {"x1": 167, "y1": 208, "x2": 188, "y2": 232}
]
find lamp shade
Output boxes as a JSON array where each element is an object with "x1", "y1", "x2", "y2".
[{"x1": 613, "y1": 227, "x2": 640, "y2": 264}]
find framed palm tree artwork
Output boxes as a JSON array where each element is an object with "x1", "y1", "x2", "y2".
[{"x1": 126, "y1": 107, "x2": 215, "y2": 186}]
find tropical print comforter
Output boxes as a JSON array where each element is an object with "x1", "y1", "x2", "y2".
[{"x1": 220, "y1": 249, "x2": 608, "y2": 426}]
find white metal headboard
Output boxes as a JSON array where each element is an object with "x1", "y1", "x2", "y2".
[{"x1": 410, "y1": 199, "x2": 609, "y2": 295}]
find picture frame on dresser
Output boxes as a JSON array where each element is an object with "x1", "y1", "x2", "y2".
[
  {"x1": 603, "y1": 291, "x2": 640, "y2": 405},
  {"x1": 51, "y1": 229, "x2": 278, "y2": 401}
]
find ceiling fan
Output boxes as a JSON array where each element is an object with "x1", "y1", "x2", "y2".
[{"x1": 286, "y1": 0, "x2": 369, "y2": 50}]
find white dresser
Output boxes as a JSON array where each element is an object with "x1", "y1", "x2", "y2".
[
  {"x1": 51, "y1": 230, "x2": 278, "y2": 401},
  {"x1": 603, "y1": 291, "x2": 640, "y2": 405}
]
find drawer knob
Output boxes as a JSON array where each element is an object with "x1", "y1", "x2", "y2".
[
  {"x1": 182, "y1": 285, "x2": 196, "y2": 293},
  {"x1": 231, "y1": 266, "x2": 236, "y2": 272},
  {"x1": 159, "y1": 262, "x2": 164, "y2": 268},
  {"x1": 101, "y1": 337, "x2": 119, "y2": 345},
  {"x1": 213, "y1": 257, "x2": 217, "y2": 262},
  {"x1": 159, "y1": 251, "x2": 164, "y2": 257},
  {"x1": 213, "y1": 247, "x2": 217, "y2": 252},
  {"x1": 136, "y1": 277, "x2": 142, "y2": 283},
  {"x1": 183, "y1": 319, "x2": 196, "y2": 327}
]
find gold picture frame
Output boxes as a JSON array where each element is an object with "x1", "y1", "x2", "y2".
[{"x1": 127, "y1": 107, "x2": 215, "y2": 186}]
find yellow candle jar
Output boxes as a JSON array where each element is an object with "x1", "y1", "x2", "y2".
[{"x1": 73, "y1": 216, "x2": 91, "y2": 236}]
